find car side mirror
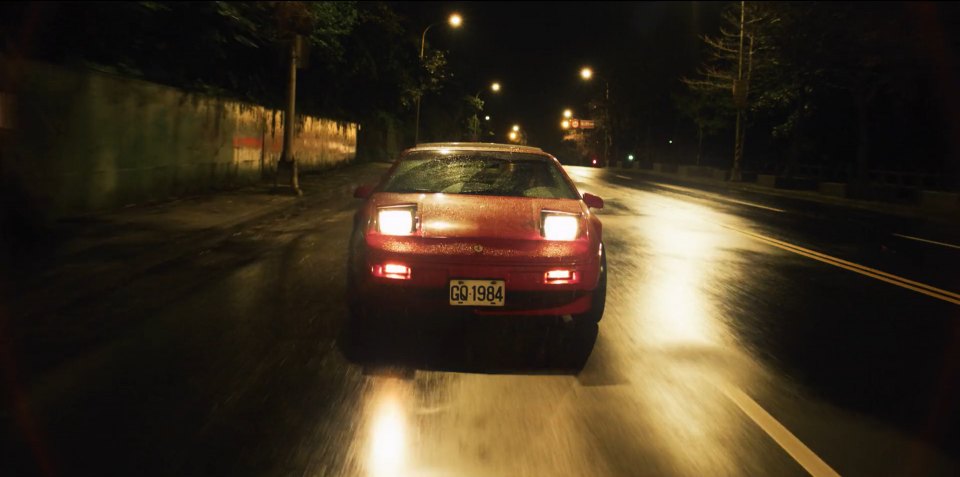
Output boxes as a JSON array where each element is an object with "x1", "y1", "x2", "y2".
[
  {"x1": 353, "y1": 184, "x2": 373, "y2": 199},
  {"x1": 582, "y1": 193, "x2": 604, "y2": 209}
]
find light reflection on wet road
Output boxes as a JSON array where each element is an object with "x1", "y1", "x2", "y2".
[{"x1": 3, "y1": 166, "x2": 960, "y2": 476}]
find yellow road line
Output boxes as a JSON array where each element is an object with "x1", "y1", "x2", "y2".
[
  {"x1": 717, "y1": 382, "x2": 843, "y2": 477},
  {"x1": 724, "y1": 225, "x2": 960, "y2": 305},
  {"x1": 736, "y1": 227, "x2": 960, "y2": 301}
]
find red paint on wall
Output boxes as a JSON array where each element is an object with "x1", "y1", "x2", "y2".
[{"x1": 232, "y1": 136, "x2": 262, "y2": 148}]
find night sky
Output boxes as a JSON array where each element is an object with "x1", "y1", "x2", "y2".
[{"x1": 391, "y1": 1, "x2": 725, "y2": 152}]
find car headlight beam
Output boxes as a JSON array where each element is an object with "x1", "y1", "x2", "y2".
[
  {"x1": 378, "y1": 207, "x2": 416, "y2": 235},
  {"x1": 542, "y1": 213, "x2": 579, "y2": 241}
]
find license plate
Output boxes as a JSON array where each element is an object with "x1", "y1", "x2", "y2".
[{"x1": 449, "y1": 280, "x2": 505, "y2": 307}]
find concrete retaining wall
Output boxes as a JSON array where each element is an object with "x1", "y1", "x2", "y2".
[
  {"x1": 631, "y1": 161, "x2": 956, "y2": 215},
  {"x1": 819, "y1": 182, "x2": 848, "y2": 198},
  {"x1": 757, "y1": 174, "x2": 778, "y2": 188},
  {"x1": 919, "y1": 190, "x2": 960, "y2": 211},
  {"x1": 653, "y1": 163, "x2": 678, "y2": 173},
  {"x1": 0, "y1": 59, "x2": 356, "y2": 217},
  {"x1": 757, "y1": 174, "x2": 818, "y2": 190}
]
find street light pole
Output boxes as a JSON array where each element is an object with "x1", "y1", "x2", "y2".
[
  {"x1": 414, "y1": 23, "x2": 435, "y2": 146},
  {"x1": 471, "y1": 83, "x2": 500, "y2": 141},
  {"x1": 604, "y1": 78, "x2": 611, "y2": 168},
  {"x1": 580, "y1": 66, "x2": 612, "y2": 167},
  {"x1": 414, "y1": 14, "x2": 462, "y2": 146}
]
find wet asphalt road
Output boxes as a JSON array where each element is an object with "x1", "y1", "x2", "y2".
[{"x1": 3, "y1": 165, "x2": 960, "y2": 476}]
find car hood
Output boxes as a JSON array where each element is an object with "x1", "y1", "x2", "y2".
[{"x1": 371, "y1": 193, "x2": 585, "y2": 240}]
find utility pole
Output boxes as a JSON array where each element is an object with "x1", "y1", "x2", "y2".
[
  {"x1": 731, "y1": 0, "x2": 746, "y2": 181},
  {"x1": 276, "y1": 34, "x2": 302, "y2": 196},
  {"x1": 604, "y1": 80, "x2": 611, "y2": 168}
]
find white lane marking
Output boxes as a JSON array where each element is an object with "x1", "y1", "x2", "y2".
[
  {"x1": 719, "y1": 197, "x2": 787, "y2": 213},
  {"x1": 615, "y1": 174, "x2": 632, "y2": 180},
  {"x1": 717, "y1": 382, "x2": 842, "y2": 477},
  {"x1": 650, "y1": 181, "x2": 786, "y2": 213},
  {"x1": 893, "y1": 233, "x2": 960, "y2": 251}
]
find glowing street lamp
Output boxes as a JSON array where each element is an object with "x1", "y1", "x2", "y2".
[
  {"x1": 478, "y1": 81, "x2": 501, "y2": 97},
  {"x1": 512, "y1": 124, "x2": 520, "y2": 132},
  {"x1": 448, "y1": 13, "x2": 463, "y2": 28},
  {"x1": 580, "y1": 67, "x2": 593, "y2": 80},
  {"x1": 563, "y1": 109, "x2": 573, "y2": 119},
  {"x1": 561, "y1": 120, "x2": 571, "y2": 129},
  {"x1": 508, "y1": 131, "x2": 518, "y2": 141},
  {"x1": 485, "y1": 115, "x2": 491, "y2": 121},
  {"x1": 474, "y1": 81, "x2": 502, "y2": 102}
]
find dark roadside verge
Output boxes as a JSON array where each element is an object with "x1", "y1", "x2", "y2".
[{"x1": 0, "y1": 162, "x2": 389, "y2": 376}]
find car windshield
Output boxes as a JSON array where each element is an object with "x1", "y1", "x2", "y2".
[{"x1": 380, "y1": 151, "x2": 579, "y2": 199}]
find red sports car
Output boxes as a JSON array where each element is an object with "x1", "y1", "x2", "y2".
[{"x1": 347, "y1": 142, "x2": 606, "y2": 351}]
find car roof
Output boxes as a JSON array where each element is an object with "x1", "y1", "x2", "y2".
[{"x1": 409, "y1": 142, "x2": 547, "y2": 156}]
